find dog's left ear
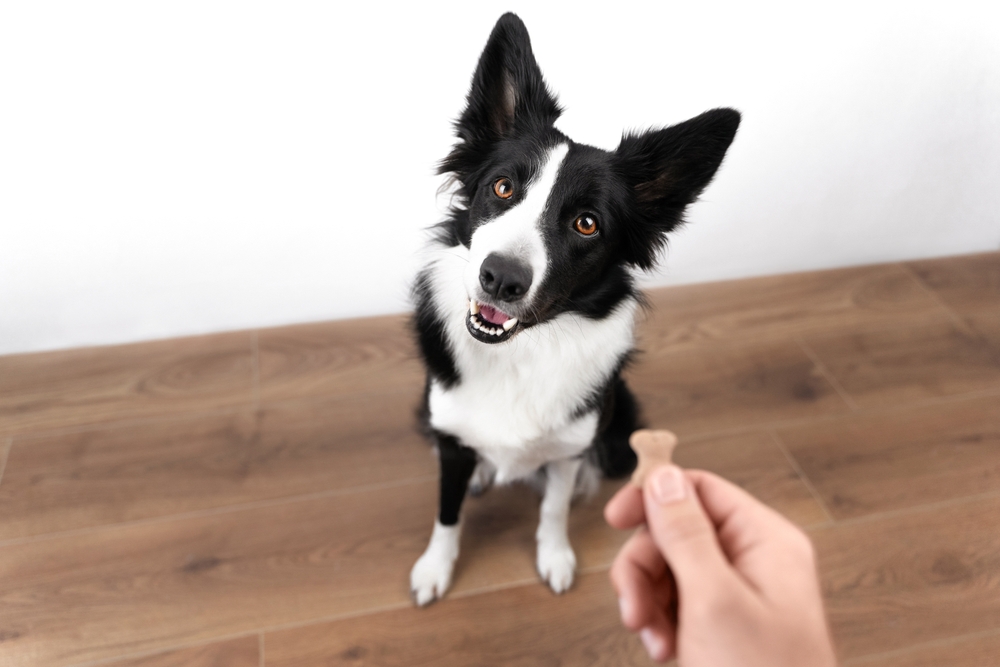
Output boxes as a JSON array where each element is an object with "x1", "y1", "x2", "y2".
[
  {"x1": 616, "y1": 108, "x2": 741, "y2": 269},
  {"x1": 442, "y1": 14, "x2": 561, "y2": 180}
]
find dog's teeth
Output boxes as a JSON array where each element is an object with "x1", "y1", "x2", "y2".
[
  {"x1": 470, "y1": 315, "x2": 476, "y2": 323},
  {"x1": 469, "y1": 299, "x2": 479, "y2": 315},
  {"x1": 502, "y1": 318, "x2": 518, "y2": 331},
  {"x1": 491, "y1": 328, "x2": 500, "y2": 336}
]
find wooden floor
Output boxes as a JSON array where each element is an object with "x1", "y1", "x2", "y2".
[{"x1": 0, "y1": 252, "x2": 998, "y2": 667}]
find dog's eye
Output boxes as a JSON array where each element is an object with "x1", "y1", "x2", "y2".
[
  {"x1": 493, "y1": 178, "x2": 514, "y2": 200},
  {"x1": 573, "y1": 214, "x2": 599, "y2": 237}
]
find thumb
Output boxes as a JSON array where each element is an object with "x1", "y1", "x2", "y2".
[{"x1": 643, "y1": 465, "x2": 734, "y2": 597}]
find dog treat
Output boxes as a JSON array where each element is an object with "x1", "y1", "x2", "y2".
[{"x1": 629, "y1": 429, "x2": 679, "y2": 487}]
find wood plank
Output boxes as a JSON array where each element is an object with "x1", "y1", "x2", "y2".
[
  {"x1": 675, "y1": 430, "x2": 829, "y2": 526},
  {"x1": 906, "y1": 251, "x2": 1000, "y2": 315},
  {"x1": 257, "y1": 315, "x2": 424, "y2": 405},
  {"x1": 845, "y1": 631, "x2": 1000, "y2": 667},
  {"x1": 0, "y1": 332, "x2": 254, "y2": 437},
  {"x1": 966, "y1": 307, "x2": 1000, "y2": 349},
  {"x1": 0, "y1": 476, "x2": 633, "y2": 667},
  {"x1": 263, "y1": 571, "x2": 652, "y2": 667},
  {"x1": 778, "y1": 395, "x2": 1000, "y2": 519},
  {"x1": 626, "y1": 335, "x2": 850, "y2": 438},
  {"x1": 98, "y1": 636, "x2": 259, "y2": 667},
  {"x1": 640, "y1": 262, "x2": 942, "y2": 348},
  {"x1": 801, "y1": 313, "x2": 1000, "y2": 408},
  {"x1": 0, "y1": 480, "x2": 434, "y2": 667},
  {"x1": 0, "y1": 389, "x2": 432, "y2": 540},
  {"x1": 814, "y1": 495, "x2": 1000, "y2": 660}
]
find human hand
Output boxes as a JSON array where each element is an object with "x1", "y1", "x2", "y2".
[{"x1": 605, "y1": 465, "x2": 837, "y2": 666}]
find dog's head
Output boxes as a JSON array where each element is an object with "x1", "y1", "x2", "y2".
[{"x1": 440, "y1": 13, "x2": 740, "y2": 344}]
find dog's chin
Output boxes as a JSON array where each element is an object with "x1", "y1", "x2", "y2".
[{"x1": 465, "y1": 299, "x2": 522, "y2": 345}]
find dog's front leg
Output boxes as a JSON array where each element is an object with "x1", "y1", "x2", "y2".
[
  {"x1": 410, "y1": 434, "x2": 477, "y2": 606},
  {"x1": 536, "y1": 456, "x2": 583, "y2": 594}
]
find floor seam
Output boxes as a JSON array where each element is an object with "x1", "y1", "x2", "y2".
[
  {"x1": 841, "y1": 625, "x2": 1000, "y2": 665},
  {"x1": 794, "y1": 334, "x2": 860, "y2": 411},
  {"x1": 670, "y1": 383, "x2": 1000, "y2": 443},
  {"x1": 897, "y1": 261, "x2": 979, "y2": 334},
  {"x1": 769, "y1": 430, "x2": 837, "y2": 524},
  {"x1": 4, "y1": 385, "x2": 424, "y2": 444},
  {"x1": 0, "y1": 474, "x2": 437, "y2": 549},
  {"x1": 7, "y1": 404, "x2": 252, "y2": 443},
  {"x1": 257, "y1": 567, "x2": 617, "y2": 640},
  {"x1": 806, "y1": 488, "x2": 1000, "y2": 531},
  {"x1": 63, "y1": 632, "x2": 265, "y2": 667},
  {"x1": 251, "y1": 330, "x2": 261, "y2": 410},
  {"x1": 0, "y1": 436, "x2": 13, "y2": 492}
]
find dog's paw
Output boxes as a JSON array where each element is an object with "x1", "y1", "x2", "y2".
[
  {"x1": 410, "y1": 522, "x2": 460, "y2": 606},
  {"x1": 468, "y1": 461, "x2": 495, "y2": 497},
  {"x1": 537, "y1": 539, "x2": 577, "y2": 594},
  {"x1": 410, "y1": 549, "x2": 454, "y2": 606}
]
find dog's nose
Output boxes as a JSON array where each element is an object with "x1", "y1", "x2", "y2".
[{"x1": 479, "y1": 253, "x2": 533, "y2": 303}]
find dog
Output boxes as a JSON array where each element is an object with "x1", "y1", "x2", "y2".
[{"x1": 409, "y1": 12, "x2": 739, "y2": 606}]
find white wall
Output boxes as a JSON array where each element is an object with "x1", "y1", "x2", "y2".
[{"x1": 1, "y1": 1, "x2": 998, "y2": 355}]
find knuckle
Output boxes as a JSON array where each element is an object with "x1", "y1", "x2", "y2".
[
  {"x1": 787, "y1": 527, "x2": 817, "y2": 562},
  {"x1": 659, "y1": 512, "x2": 711, "y2": 547},
  {"x1": 608, "y1": 554, "x2": 631, "y2": 591},
  {"x1": 684, "y1": 586, "x2": 734, "y2": 623}
]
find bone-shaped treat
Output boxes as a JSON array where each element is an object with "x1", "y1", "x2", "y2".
[{"x1": 629, "y1": 429, "x2": 679, "y2": 487}]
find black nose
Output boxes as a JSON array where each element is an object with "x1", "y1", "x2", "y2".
[{"x1": 479, "y1": 253, "x2": 533, "y2": 303}]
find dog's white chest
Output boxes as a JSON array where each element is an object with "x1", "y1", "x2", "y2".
[
  {"x1": 423, "y1": 243, "x2": 638, "y2": 482},
  {"x1": 428, "y1": 358, "x2": 602, "y2": 482}
]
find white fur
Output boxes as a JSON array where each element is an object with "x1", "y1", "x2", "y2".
[
  {"x1": 536, "y1": 458, "x2": 583, "y2": 593},
  {"x1": 463, "y1": 143, "x2": 569, "y2": 304},
  {"x1": 410, "y1": 520, "x2": 461, "y2": 606}
]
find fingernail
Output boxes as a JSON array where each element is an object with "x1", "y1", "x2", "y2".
[
  {"x1": 640, "y1": 627, "x2": 665, "y2": 660},
  {"x1": 649, "y1": 465, "x2": 686, "y2": 505},
  {"x1": 618, "y1": 597, "x2": 630, "y2": 623}
]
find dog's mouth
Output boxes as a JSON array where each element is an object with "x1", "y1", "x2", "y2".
[{"x1": 465, "y1": 299, "x2": 521, "y2": 344}]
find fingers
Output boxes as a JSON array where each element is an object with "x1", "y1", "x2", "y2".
[
  {"x1": 684, "y1": 470, "x2": 816, "y2": 589},
  {"x1": 642, "y1": 465, "x2": 736, "y2": 599},
  {"x1": 611, "y1": 529, "x2": 667, "y2": 629},
  {"x1": 604, "y1": 482, "x2": 645, "y2": 529},
  {"x1": 610, "y1": 529, "x2": 677, "y2": 662}
]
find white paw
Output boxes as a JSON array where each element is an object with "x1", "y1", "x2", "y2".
[
  {"x1": 410, "y1": 521, "x2": 460, "y2": 606},
  {"x1": 410, "y1": 549, "x2": 455, "y2": 606},
  {"x1": 537, "y1": 539, "x2": 577, "y2": 594}
]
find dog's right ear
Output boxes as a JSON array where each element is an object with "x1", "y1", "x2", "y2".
[{"x1": 441, "y1": 13, "x2": 562, "y2": 181}]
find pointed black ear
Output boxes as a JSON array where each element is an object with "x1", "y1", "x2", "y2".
[
  {"x1": 616, "y1": 108, "x2": 741, "y2": 269},
  {"x1": 441, "y1": 14, "x2": 561, "y2": 181}
]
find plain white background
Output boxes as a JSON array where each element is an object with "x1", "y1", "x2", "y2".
[{"x1": 1, "y1": 1, "x2": 998, "y2": 355}]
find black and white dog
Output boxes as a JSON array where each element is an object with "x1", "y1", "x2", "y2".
[{"x1": 410, "y1": 13, "x2": 739, "y2": 605}]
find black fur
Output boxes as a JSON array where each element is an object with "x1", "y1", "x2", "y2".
[
  {"x1": 412, "y1": 273, "x2": 460, "y2": 388},
  {"x1": 435, "y1": 433, "x2": 479, "y2": 525},
  {"x1": 593, "y1": 377, "x2": 643, "y2": 478}
]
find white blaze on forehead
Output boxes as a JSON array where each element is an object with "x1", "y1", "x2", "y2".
[{"x1": 465, "y1": 143, "x2": 570, "y2": 302}]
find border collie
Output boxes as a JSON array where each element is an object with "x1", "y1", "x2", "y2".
[{"x1": 410, "y1": 13, "x2": 739, "y2": 605}]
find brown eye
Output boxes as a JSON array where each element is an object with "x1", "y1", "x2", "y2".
[
  {"x1": 493, "y1": 177, "x2": 514, "y2": 199},
  {"x1": 574, "y1": 214, "x2": 599, "y2": 236}
]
